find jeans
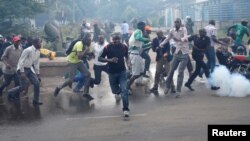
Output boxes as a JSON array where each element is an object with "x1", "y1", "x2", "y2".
[
  {"x1": 165, "y1": 53, "x2": 189, "y2": 92},
  {"x1": 187, "y1": 55, "x2": 193, "y2": 73},
  {"x1": 73, "y1": 60, "x2": 89, "y2": 91},
  {"x1": 93, "y1": 64, "x2": 108, "y2": 85},
  {"x1": 59, "y1": 62, "x2": 90, "y2": 94},
  {"x1": 205, "y1": 46, "x2": 216, "y2": 72},
  {"x1": 186, "y1": 53, "x2": 210, "y2": 86},
  {"x1": 73, "y1": 72, "x2": 85, "y2": 91},
  {"x1": 8, "y1": 68, "x2": 40, "y2": 102},
  {"x1": 0, "y1": 69, "x2": 2, "y2": 78},
  {"x1": 108, "y1": 70, "x2": 129, "y2": 111},
  {"x1": 0, "y1": 73, "x2": 19, "y2": 96},
  {"x1": 141, "y1": 51, "x2": 151, "y2": 74}
]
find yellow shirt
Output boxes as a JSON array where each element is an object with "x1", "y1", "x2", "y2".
[{"x1": 67, "y1": 41, "x2": 84, "y2": 63}]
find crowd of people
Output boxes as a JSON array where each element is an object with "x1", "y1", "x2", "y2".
[{"x1": 0, "y1": 17, "x2": 249, "y2": 119}]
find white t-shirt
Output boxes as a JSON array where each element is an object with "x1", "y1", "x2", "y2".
[
  {"x1": 93, "y1": 42, "x2": 108, "y2": 66},
  {"x1": 204, "y1": 24, "x2": 217, "y2": 47},
  {"x1": 121, "y1": 22, "x2": 129, "y2": 34}
]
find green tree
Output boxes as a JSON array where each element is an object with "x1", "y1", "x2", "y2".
[
  {"x1": 0, "y1": 0, "x2": 45, "y2": 35},
  {"x1": 0, "y1": 0, "x2": 45, "y2": 20}
]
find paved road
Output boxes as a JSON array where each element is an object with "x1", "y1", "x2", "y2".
[{"x1": 0, "y1": 63, "x2": 250, "y2": 141}]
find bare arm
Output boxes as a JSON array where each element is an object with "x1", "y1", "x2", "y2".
[{"x1": 160, "y1": 32, "x2": 172, "y2": 47}]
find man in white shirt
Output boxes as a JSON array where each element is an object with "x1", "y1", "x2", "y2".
[
  {"x1": 121, "y1": 21, "x2": 129, "y2": 45},
  {"x1": 93, "y1": 35, "x2": 108, "y2": 85},
  {"x1": 160, "y1": 18, "x2": 189, "y2": 97},
  {"x1": 8, "y1": 38, "x2": 42, "y2": 106},
  {"x1": 204, "y1": 20, "x2": 223, "y2": 73}
]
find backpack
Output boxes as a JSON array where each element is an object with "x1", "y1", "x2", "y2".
[{"x1": 65, "y1": 39, "x2": 81, "y2": 55}]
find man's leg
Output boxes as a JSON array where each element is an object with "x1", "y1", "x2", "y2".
[
  {"x1": 209, "y1": 46, "x2": 216, "y2": 72},
  {"x1": 164, "y1": 60, "x2": 176, "y2": 92},
  {"x1": 93, "y1": 65, "x2": 102, "y2": 85},
  {"x1": 186, "y1": 56, "x2": 193, "y2": 77},
  {"x1": 8, "y1": 71, "x2": 27, "y2": 100},
  {"x1": 119, "y1": 71, "x2": 129, "y2": 117},
  {"x1": 78, "y1": 62, "x2": 91, "y2": 95},
  {"x1": 0, "y1": 74, "x2": 13, "y2": 96},
  {"x1": 141, "y1": 52, "x2": 151, "y2": 76},
  {"x1": 108, "y1": 73, "x2": 122, "y2": 102},
  {"x1": 165, "y1": 56, "x2": 180, "y2": 91},
  {"x1": 27, "y1": 70, "x2": 41, "y2": 105},
  {"x1": 176, "y1": 54, "x2": 189, "y2": 93},
  {"x1": 54, "y1": 63, "x2": 77, "y2": 96},
  {"x1": 185, "y1": 56, "x2": 203, "y2": 91},
  {"x1": 151, "y1": 58, "x2": 164, "y2": 91},
  {"x1": 127, "y1": 54, "x2": 143, "y2": 89},
  {"x1": 13, "y1": 73, "x2": 20, "y2": 87}
]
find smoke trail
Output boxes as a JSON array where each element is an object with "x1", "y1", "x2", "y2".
[{"x1": 208, "y1": 65, "x2": 250, "y2": 97}]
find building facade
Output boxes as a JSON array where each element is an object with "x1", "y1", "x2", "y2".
[{"x1": 165, "y1": 0, "x2": 250, "y2": 27}]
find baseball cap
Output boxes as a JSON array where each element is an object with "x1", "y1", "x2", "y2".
[
  {"x1": 145, "y1": 25, "x2": 152, "y2": 31},
  {"x1": 12, "y1": 36, "x2": 21, "y2": 43}
]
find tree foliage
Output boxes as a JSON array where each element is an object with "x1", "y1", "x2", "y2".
[{"x1": 0, "y1": 0, "x2": 45, "y2": 20}]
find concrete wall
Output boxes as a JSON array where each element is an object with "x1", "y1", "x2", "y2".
[{"x1": 40, "y1": 57, "x2": 68, "y2": 77}]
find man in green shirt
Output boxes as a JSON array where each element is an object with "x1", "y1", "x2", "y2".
[
  {"x1": 54, "y1": 33, "x2": 93, "y2": 100},
  {"x1": 228, "y1": 20, "x2": 250, "y2": 53},
  {"x1": 127, "y1": 21, "x2": 150, "y2": 92}
]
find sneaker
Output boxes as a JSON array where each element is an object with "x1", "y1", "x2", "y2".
[
  {"x1": 171, "y1": 89, "x2": 176, "y2": 93},
  {"x1": 184, "y1": 83, "x2": 194, "y2": 91},
  {"x1": 7, "y1": 94, "x2": 19, "y2": 101},
  {"x1": 211, "y1": 86, "x2": 220, "y2": 91},
  {"x1": 198, "y1": 78, "x2": 206, "y2": 83},
  {"x1": 123, "y1": 110, "x2": 130, "y2": 117},
  {"x1": 115, "y1": 94, "x2": 121, "y2": 102},
  {"x1": 143, "y1": 74, "x2": 150, "y2": 78},
  {"x1": 68, "y1": 83, "x2": 72, "y2": 89},
  {"x1": 90, "y1": 78, "x2": 95, "y2": 88},
  {"x1": 135, "y1": 82, "x2": 145, "y2": 86},
  {"x1": 73, "y1": 89, "x2": 83, "y2": 93},
  {"x1": 164, "y1": 88, "x2": 170, "y2": 95},
  {"x1": 175, "y1": 91, "x2": 181, "y2": 98},
  {"x1": 83, "y1": 94, "x2": 94, "y2": 101},
  {"x1": 32, "y1": 100, "x2": 43, "y2": 106},
  {"x1": 149, "y1": 87, "x2": 157, "y2": 92},
  {"x1": 54, "y1": 87, "x2": 61, "y2": 97}
]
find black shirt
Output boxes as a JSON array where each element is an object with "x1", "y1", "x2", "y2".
[
  {"x1": 188, "y1": 35, "x2": 210, "y2": 54},
  {"x1": 100, "y1": 42, "x2": 128, "y2": 73}
]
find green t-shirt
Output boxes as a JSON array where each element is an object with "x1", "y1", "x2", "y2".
[
  {"x1": 67, "y1": 41, "x2": 84, "y2": 63},
  {"x1": 233, "y1": 24, "x2": 249, "y2": 44},
  {"x1": 247, "y1": 55, "x2": 250, "y2": 61}
]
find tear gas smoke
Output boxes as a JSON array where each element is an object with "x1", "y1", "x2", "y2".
[{"x1": 208, "y1": 65, "x2": 250, "y2": 97}]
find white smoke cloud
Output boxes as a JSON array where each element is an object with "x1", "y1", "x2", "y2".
[{"x1": 208, "y1": 65, "x2": 250, "y2": 97}]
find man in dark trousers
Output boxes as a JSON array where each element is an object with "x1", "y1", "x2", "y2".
[
  {"x1": 99, "y1": 34, "x2": 130, "y2": 118},
  {"x1": 0, "y1": 36, "x2": 23, "y2": 104},
  {"x1": 8, "y1": 38, "x2": 43, "y2": 105},
  {"x1": 150, "y1": 30, "x2": 175, "y2": 94},
  {"x1": 184, "y1": 29, "x2": 220, "y2": 91}
]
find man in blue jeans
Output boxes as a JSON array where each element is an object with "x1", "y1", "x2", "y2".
[
  {"x1": 204, "y1": 20, "x2": 224, "y2": 73},
  {"x1": 8, "y1": 38, "x2": 42, "y2": 106},
  {"x1": 99, "y1": 34, "x2": 130, "y2": 118}
]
